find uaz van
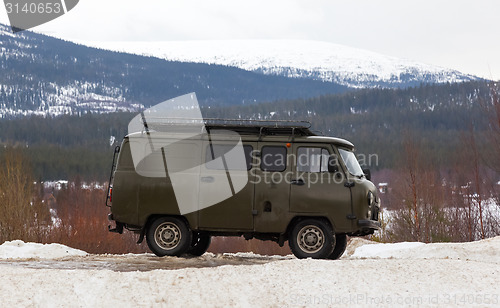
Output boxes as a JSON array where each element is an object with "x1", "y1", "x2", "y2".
[{"x1": 106, "y1": 120, "x2": 380, "y2": 259}]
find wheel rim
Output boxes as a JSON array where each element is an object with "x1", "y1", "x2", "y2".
[
  {"x1": 155, "y1": 222, "x2": 181, "y2": 250},
  {"x1": 297, "y1": 224, "x2": 324, "y2": 254}
]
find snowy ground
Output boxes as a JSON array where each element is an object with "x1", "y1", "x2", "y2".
[{"x1": 0, "y1": 238, "x2": 499, "y2": 307}]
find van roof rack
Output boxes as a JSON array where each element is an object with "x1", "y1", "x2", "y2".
[
  {"x1": 139, "y1": 117, "x2": 316, "y2": 138},
  {"x1": 203, "y1": 119, "x2": 315, "y2": 138},
  {"x1": 203, "y1": 118, "x2": 310, "y2": 128}
]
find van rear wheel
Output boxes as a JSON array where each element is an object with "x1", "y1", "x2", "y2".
[
  {"x1": 289, "y1": 219, "x2": 335, "y2": 259},
  {"x1": 146, "y1": 217, "x2": 192, "y2": 257},
  {"x1": 186, "y1": 233, "x2": 211, "y2": 256}
]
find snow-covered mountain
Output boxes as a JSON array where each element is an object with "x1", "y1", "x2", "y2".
[
  {"x1": 0, "y1": 22, "x2": 483, "y2": 119},
  {"x1": 0, "y1": 24, "x2": 143, "y2": 118},
  {"x1": 0, "y1": 24, "x2": 353, "y2": 118},
  {"x1": 83, "y1": 40, "x2": 479, "y2": 88}
]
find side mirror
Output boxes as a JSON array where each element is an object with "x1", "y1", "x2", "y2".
[
  {"x1": 328, "y1": 156, "x2": 339, "y2": 173},
  {"x1": 362, "y1": 168, "x2": 371, "y2": 181}
]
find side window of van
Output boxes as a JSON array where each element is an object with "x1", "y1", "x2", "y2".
[
  {"x1": 205, "y1": 144, "x2": 253, "y2": 170},
  {"x1": 297, "y1": 147, "x2": 330, "y2": 172},
  {"x1": 261, "y1": 146, "x2": 287, "y2": 172}
]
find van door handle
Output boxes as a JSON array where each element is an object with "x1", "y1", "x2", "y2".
[
  {"x1": 291, "y1": 179, "x2": 305, "y2": 186},
  {"x1": 201, "y1": 176, "x2": 215, "y2": 183}
]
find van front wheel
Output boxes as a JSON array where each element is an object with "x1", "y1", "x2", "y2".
[
  {"x1": 328, "y1": 233, "x2": 347, "y2": 260},
  {"x1": 289, "y1": 219, "x2": 335, "y2": 259},
  {"x1": 146, "y1": 217, "x2": 192, "y2": 257}
]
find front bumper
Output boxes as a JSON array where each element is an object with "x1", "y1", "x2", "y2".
[
  {"x1": 358, "y1": 219, "x2": 381, "y2": 230},
  {"x1": 352, "y1": 219, "x2": 381, "y2": 236}
]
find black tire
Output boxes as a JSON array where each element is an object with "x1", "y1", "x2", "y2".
[
  {"x1": 328, "y1": 233, "x2": 347, "y2": 260},
  {"x1": 186, "y1": 232, "x2": 211, "y2": 256},
  {"x1": 289, "y1": 219, "x2": 335, "y2": 259},
  {"x1": 146, "y1": 216, "x2": 192, "y2": 257}
]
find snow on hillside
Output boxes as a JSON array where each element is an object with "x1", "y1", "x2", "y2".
[
  {"x1": 0, "y1": 24, "x2": 145, "y2": 118},
  {"x1": 83, "y1": 40, "x2": 478, "y2": 88},
  {"x1": 0, "y1": 80, "x2": 144, "y2": 119},
  {"x1": 1, "y1": 237, "x2": 499, "y2": 307}
]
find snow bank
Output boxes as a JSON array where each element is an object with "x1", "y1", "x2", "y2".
[
  {"x1": 351, "y1": 236, "x2": 500, "y2": 264},
  {"x1": 352, "y1": 241, "x2": 424, "y2": 258},
  {"x1": 1, "y1": 256, "x2": 499, "y2": 307},
  {"x1": 0, "y1": 238, "x2": 499, "y2": 307},
  {"x1": 0, "y1": 240, "x2": 87, "y2": 259}
]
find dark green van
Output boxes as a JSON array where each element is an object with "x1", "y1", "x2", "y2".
[{"x1": 106, "y1": 121, "x2": 380, "y2": 259}]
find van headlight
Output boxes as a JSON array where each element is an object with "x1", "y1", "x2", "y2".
[
  {"x1": 367, "y1": 191, "x2": 375, "y2": 205},
  {"x1": 367, "y1": 191, "x2": 375, "y2": 218}
]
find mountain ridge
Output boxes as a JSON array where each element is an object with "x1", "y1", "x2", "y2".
[
  {"x1": 0, "y1": 23, "x2": 482, "y2": 118},
  {"x1": 0, "y1": 23, "x2": 348, "y2": 118},
  {"x1": 81, "y1": 39, "x2": 480, "y2": 88}
]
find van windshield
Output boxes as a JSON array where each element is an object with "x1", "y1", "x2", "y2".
[{"x1": 338, "y1": 148, "x2": 364, "y2": 177}]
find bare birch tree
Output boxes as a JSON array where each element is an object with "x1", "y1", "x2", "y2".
[{"x1": 0, "y1": 148, "x2": 50, "y2": 242}]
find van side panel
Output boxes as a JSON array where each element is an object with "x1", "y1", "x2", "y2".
[
  {"x1": 113, "y1": 140, "x2": 199, "y2": 228},
  {"x1": 197, "y1": 141, "x2": 255, "y2": 231}
]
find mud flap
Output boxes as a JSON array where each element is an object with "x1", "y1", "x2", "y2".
[
  {"x1": 108, "y1": 222, "x2": 123, "y2": 234},
  {"x1": 137, "y1": 227, "x2": 146, "y2": 244}
]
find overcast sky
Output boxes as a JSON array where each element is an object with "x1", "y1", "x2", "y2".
[{"x1": 1, "y1": 0, "x2": 499, "y2": 80}]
